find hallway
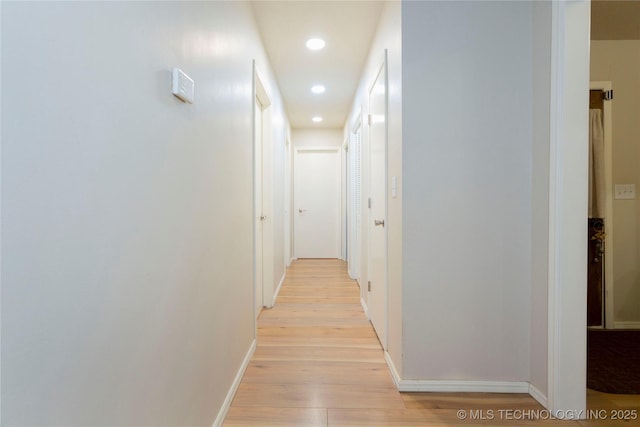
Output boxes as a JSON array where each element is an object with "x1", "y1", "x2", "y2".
[
  {"x1": 224, "y1": 258, "x2": 402, "y2": 425},
  {"x1": 223, "y1": 259, "x2": 604, "y2": 426}
]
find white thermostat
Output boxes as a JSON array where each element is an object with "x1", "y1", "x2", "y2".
[{"x1": 172, "y1": 68, "x2": 194, "y2": 103}]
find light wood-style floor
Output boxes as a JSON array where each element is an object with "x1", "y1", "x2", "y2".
[{"x1": 224, "y1": 259, "x2": 640, "y2": 426}]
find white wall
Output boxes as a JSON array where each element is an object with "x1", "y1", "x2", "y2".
[
  {"x1": 292, "y1": 128, "x2": 343, "y2": 148},
  {"x1": 344, "y1": 0, "x2": 402, "y2": 373},
  {"x1": 1, "y1": 2, "x2": 287, "y2": 425},
  {"x1": 401, "y1": 1, "x2": 532, "y2": 382},
  {"x1": 530, "y1": 0, "x2": 552, "y2": 400},
  {"x1": 590, "y1": 40, "x2": 640, "y2": 324}
]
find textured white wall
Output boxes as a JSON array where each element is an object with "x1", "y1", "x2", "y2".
[
  {"x1": 1, "y1": 1, "x2": 287, "y2": 425},
  {"x1": 401, "y1": 1, "x2": 532, "y2": 381}
]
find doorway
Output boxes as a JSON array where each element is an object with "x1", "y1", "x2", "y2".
[
  {"x1": 254, "y1": 66, "x2": 274, "y2": 317},
  {"x1": 587, "y1": 82, "x2": 614, "y2": 329},
  {"x1": 590, "y1": 5, "x2": 640, "y2": 330}
]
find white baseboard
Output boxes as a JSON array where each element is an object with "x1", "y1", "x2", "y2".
[
  {"x1": 385, "y1": 350, "x2": 539, "y2": 397},
  {"x1": 392, "y1": 376, "x2": 529, "y2": 393},
  {"x1": 360, "y1": 297, "x2": 369, "y2": 319},
  {"x1": 384, "y1": 351, "x2": 402, "y2": 388},
  {"x1": 273, "y1": 272, "x2": 286, "y2": 304},
  {"x1": 386, "y1": 350, "x2": 540, "y2": 400},
  {"x1": 397, "y1": 379, "x2": 529, "y2": 393},
  {"x1": 613, "y1": 321, "x2": 640, "y2": 329},
  {"x1": 383, "y1": 349, "x2": 529, "y2": 393},
  {"x1": 528, "y1": 383, "x2": 548, "y2": 408},
  {"x1": 212, "y1": 339, "x2": 256, "y2": 427}
]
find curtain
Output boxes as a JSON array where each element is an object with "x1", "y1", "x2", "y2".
[{"x1": 589, "y1": 109, "x2": 605, "y2": 218}]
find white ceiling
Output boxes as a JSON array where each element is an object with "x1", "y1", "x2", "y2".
[{"x1": 251, "y1": 1, "x2": 384, "y2": 129}]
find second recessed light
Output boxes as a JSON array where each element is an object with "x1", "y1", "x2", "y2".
[
  {"x1": 306, "y1": 38, "x2": 326, "y2": 50},
  {"x1": 312, "y1": 116, "x2": 323, "y2": 123},
  {"x1": 311, "y1": 85, "x2": 326, "y2": 94}
]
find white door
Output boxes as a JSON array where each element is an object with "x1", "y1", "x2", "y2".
[
  {"x1": 368, "y1": 58, "x2": 387, "y2": 348},
  {"x1": 255, "y1": 98, "x2": 264, "y2": 317},
  {"x1": 294, "y1": 148, "x2": 341, "y2": 258}
]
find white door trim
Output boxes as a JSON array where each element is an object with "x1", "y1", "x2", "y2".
[
  {"x1": 589, "y1": 81, "x2": 614, "y2": 329},
  {"x1": 348, "y1": 111, "x2": 363, "y2": 282},
  {"x1": 342, "y1": 138, "x2": 348, "y2": 262},
  {"x1": 547, "y1": 1, "x2": 589, "y2": 417}
]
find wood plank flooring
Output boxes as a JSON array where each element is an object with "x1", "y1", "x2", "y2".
[{"x1": 224, "y1": 259, "x2": 640, "y2": 426}]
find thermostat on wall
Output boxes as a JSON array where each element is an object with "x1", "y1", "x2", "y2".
[{"x1": 172, "y1": 68, "x2": 194, "y2": 104}]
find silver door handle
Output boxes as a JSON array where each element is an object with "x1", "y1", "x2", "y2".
[
  {"x1": 298, "y1": 209, "x2": 307, "y2": 213},
  {"x1": 374, "y1": 219, "x2": 385, "y2": 227},
  {"x1": 260, "y1": 215, "x2": 267, "y2": 221}
]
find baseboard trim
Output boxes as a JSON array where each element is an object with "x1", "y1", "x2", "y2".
[
  {"x1": 212, "y1": 339, "x2": 256, "y2": 427},
  {"x1": 395, "y1": 379, "x2": 529, "y2": 393},
  {"x1": 528, "y1": 384, "x2": 548, "y2": 408},
  {"x1": 384, "y1": 351, "x2": 402, "y2": 389},
  {"x1": 386, "y1": 350, "x2": 537, "y2": 397},
  {"x1": 613, "y1": 321, "x2": 640, "y2": 329},
  {"x1": 360, "y1": 297, "x2": 369, "y2": 319},
  {"x1": 273, "y1": 272, "x2": 286, "y2": 305}
]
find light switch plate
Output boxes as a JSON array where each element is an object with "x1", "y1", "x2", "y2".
[
  {"x1": 614, "y1": 184, "x2": 636, "y2": 200},
  {"x1": 172, "y1": 68, "x2": 194, "y2": 104}
]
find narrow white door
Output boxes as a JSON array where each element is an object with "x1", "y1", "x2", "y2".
[
  {"x1": 368, "y1": 59, "x2": 387, "y2": 348},
  {"x1": 255, "y1": 98, "x2": 264, "y2": 317},
  {"x1": 294, "y1": 148, "x2": 341, "y2": 258}
]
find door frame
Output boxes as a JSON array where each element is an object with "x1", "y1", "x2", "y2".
[
  {"x1": 590, "y1": 81, "x2": 614, "y2": 329},
  {"x1": 547, "y1": 0, "x2": 589, "y2": 416},
  {"x1": 253, "y1": 62, "x2": 274, "y2": 322},
  {"x1": 347, "y1": 111, "x2": 363, "y2": 282},
  {"x1": 342, "y1": 138, "x2": 349, "y2": 262},
  {"x1": 284, "y1": 135, "x2": 293, "y2": 267}
]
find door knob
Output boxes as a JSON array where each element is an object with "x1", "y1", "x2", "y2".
[
  {"x1": 374, "y1": 219, "x2": 385, "y2": 227},
  {"x1": 260, "y1": 215, "x2": 267, "y2": 221},
  {"x1": 298, "y1": 209, "x2": 307, "y2": 213}
]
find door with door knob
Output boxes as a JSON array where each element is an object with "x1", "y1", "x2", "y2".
[
  {"x1": 294, "y1": 148, "x2": 341, "y2": 258},
  {"x1": 367, "y1": 57, "x2": 387, "y2": 348}
]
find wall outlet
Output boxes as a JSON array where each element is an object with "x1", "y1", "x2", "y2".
[{"x1": 614, "y1": 184, "x2": 636, "y2": 200}]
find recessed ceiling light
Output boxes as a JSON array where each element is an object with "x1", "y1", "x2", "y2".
[
  {"x1": 311, "y1": 85, "x2": 326, "y2": 94},
  {"x1": 306, "y1": 38, "x2": 326, "y2": 51},
  {"x1": 312, "y1": 116, "x2": 323, "y2": 123}
]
